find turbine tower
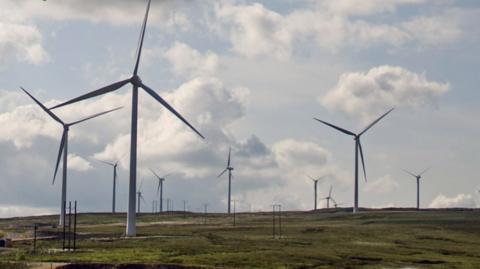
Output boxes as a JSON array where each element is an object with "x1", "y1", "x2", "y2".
[
  {"x1": 137, "y1": 181, "x2": 146, "y2": 213},
  {"x1": 314, "y1": 108, "x2": 394, "y2": 213},
  {"x1": 402, "y1": 168, "x2": 429, "y2": 210},
  {"x1": 150, "y1": 169, "x2": 170, "y2": 213},
  {"x1": 307, "y1": 175, "x2": 326, "y2": 210},
  {"x1": 218, "y1": 147, "x2": 234, "y2": 214},
  {"x1": 21, "y1": 88, "x2": 121, "y2": 226},
  {"x1": 48, "y1": 0, "x2": 204, "y2": 236},
  {"x1": 137, "y1": 191, "x2": 146, "y2": 213},
  {"x1": 98, "y1": 160, "x2": 119, "y2": 213}
]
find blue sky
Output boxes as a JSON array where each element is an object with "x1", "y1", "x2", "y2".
[{"x1": 0, "y1": 0, "x2": 479, "y2": 217}]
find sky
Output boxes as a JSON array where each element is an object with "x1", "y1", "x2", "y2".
[{"x1": 1, "y1": 0, "x2": 479, "y2": 218}]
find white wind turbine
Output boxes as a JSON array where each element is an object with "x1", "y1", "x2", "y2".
[
  {"x1": 150, "y1": 169, "x2": 170, "y2": 213},
  {"x1": 48, "y1": 0, "x2": 204, "y2": 236},
  {"x1": 21, "y1": 88, "x2": 121, "y2": 226},
  {"x1": 314, "y1": 108, "x2": 394, "y2": 213}
]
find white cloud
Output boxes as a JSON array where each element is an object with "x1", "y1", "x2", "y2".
[
  {"x1": 213, "y1": 1, "x2": 468, "y2": 59},
  {"x1": 164, "y1": 42, "x2": 219, "y2": 78},
  {"x1": 429, "y1": 193, "x2": 477, "y2": 208},
  {"x1": 2, "y1": 0, "x2": 193, "y2": 30},
  {"x1": 68, "y1": 154, "x2": 92, "y2": 172},
  {"x1": 0, "y1": 22, "x2": 48, "y2": 65},
  {"x1": 272, "y1": 139, "x2": 330, "y2": 177},
  {"x1": 402, "y1": 14, "x2": 463, "y2": 47},
  {"x1": 320, "y1": 0, "x2": 427, "y2": 16},
  {"x1": 364, "y1": 174, "x2": 399, "y2": 193},
  {"x1": 216, "y1": 3, "x2": 293, "y2": 60},
  {"x1": 321, "y1": 65, "x2": 449, "y2": 120}
]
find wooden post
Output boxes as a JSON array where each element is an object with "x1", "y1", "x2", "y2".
[
  {"x1": 68, "y1": 201, "x2": 72, "y2": 251},
  {"x1": 73, "y1": 201, "x2": 77, "y2": 251}
]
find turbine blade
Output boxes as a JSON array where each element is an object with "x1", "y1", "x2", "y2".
[
  {"x1": 141, "y1": 83, "x2": 205, "y2": 139},
  {"x1": 49, "y1": 79, "x2": 130, "y2": 110},
  {"x1": 313, "y1": 118, "x2": 355, "y2": 136},
  {"x1": 218, "y1": 168, "x2": 228, "y2": 178},
  {"x1": 402, "y1": 168, "x2": 417, "y2": 178},
  {"x1": 138, "y1": 181, "x2": 143, "y2": 192},
  {"x1": 306, "y1": 175, "x2": 316, "y2": 182},
  {"x1": 68, "y1": 107, "x2": 122, "y2": 126},
  {"x1": 21, "y1": 87, "x2": 63, "y2": 124},
  {"x1": 330, "y1": 197, "x2": 337, "y2": 205},
  {"x1": 419, "y1": 167, "x2": 430, "y2": 176},
  {"x1": 157, "y1": 181, "x2": 161, "y2": 195},
  {"x1": 227, "y1": 147, "x2": 231, "y2": 167},
  {"x1": 133, "y1": 0, "x2": 152, "y2": 75},
  {"x1": 149, "y1": 168, "x2": 160, "y2": 179},
  {"x1": 162, "y1": 173, "x2": 172, "y2": 178},
  {"x1": 98, "y1": 160, "x2": 115, "y2": 166},
  {"x1": 358, "y1": 141, "x2": 367, "y2": 182},
  {"x1": 52, "y1": 129, "x2": 67, "y2": 185},
  {"x1": 329, "y1": 186, "x2": 333, "y2": 197},
  {"x1": 359, "y1": 108, "x2": 394, "y2": 136},
  {"x1": 140, "y1": 194, "x2": 147, "y2": 204}
]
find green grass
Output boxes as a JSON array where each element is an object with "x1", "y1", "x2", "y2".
[{"x1": 1, "y1": 209, "x2": 480, "y2": 268}]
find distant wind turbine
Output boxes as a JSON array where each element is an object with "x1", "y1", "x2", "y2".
[
  {"x1": 21, "y1": 87, "x2": 121, "y2": 226},
  {"x1": 150, "y1": 169, "x2": 170, "y2": 213},
  {"x1": 137, "y1": 181, "x2": 146, "y2": 213},
  {"x1": 218, "y1": 147, "x2": 234, "y2": 214},
  {"x1": 48, "y1": 0, "x2": 204, "y2": 236},
  {"x1": 307, "y1": 175, "x2": 326, "y2": 210},
  {"x1": 314, "y1": 108, "x2": 394, "y2": 213},
  {"x1": 98, "y1": 159, "x2": 119, "y2": 213},
  {"x1": 402, "y1": 167, "x2": 429, "y2": 210},
  {"x1": 322, "y1": 186, "x2": 335, "y2": 209}
]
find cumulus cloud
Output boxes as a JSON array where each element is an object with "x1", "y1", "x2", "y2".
[
  {"x1": 272, "y1": 139, "x2": 330, "y2": 178},
  {"x1": 429, "y1": 193, "x2": 477, "y2": 208},
  {"x1": 321, "y1": 65, "x2": 449, "y2": 120},
  {"x1": 164, "y1": 42, "x2": 219, "y2": 78},
  {"x1": 320, "y1": 0, "x2": 427, "y2": 16},
  {"x1": 364, "y1": 174, "x2": 399, "y2": 193},
  {"x1": 0, "y1": 22, "x2": 48, "y2": 65},
  {"x1": 1, "y1": 0, "x2": 194, "y2": 30},
  {"x1": 402, "y1": 14, "x2": 463, "y2": 47},
  {"x1": 213, "y1": 1, "x2": 467, "y2": 59},
  {"x1": 68, "y1": 154, "x2": 93, "y2": 172}
]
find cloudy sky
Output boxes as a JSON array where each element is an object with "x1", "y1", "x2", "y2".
[{"x1": 1, "y1": 0, "x2": 479, "y2": 218}]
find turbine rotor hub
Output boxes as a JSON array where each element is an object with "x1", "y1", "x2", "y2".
[{"x1": 131, "y1": 75, "x2": 143, "y2": 87}]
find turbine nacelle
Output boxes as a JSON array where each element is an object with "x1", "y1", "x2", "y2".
[{"x1": 131, "y1": 75, "x2": 143, "y2": 87}]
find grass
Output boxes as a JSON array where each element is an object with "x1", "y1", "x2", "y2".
[{"x1": 1, "y1": 209, "x2": 480, "y2": 268}]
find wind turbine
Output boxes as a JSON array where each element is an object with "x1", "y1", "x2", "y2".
[
  {"x1": 218, "y1": 147, "x2": 234, "y2": 214},
  {"x1": 307, "y1": 175, "x2": 326, "y2": 210},
  {"x1": 137, "y1": 181, "x2": 146, "y2": 213},
  {"x1": 322, "y1": 186, "x2": 334, "y2": 209},
  {"x1": 314, "y1": 108, "x2": 394, "y2": 213},
  {"x1": 98, "y1": 160, "x2": 119, "y2": 213},
  {"x1": 48, "y1": 0, "x2": 204, "y2": 236},
  {"x1": 402, "y1": 167, "x2": 429, "y2": 210},
  {"x1": 21, "y1": 88, "x2": 121, "y2": 226},
  {"x1": 150, "y1": 169, "x2": 170, "y2": 213}
]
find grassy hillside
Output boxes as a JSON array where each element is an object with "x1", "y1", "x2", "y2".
[{"x1": 1, "y1": 209, "x2": 480, "y2": 268}]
